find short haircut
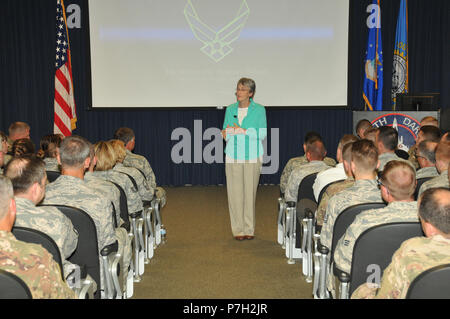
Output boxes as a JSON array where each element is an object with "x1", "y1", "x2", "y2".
[
  {"x1": 109, "y1": 139, "x2": 127, "y2": 163},
  {"x1": 342, "y1": 142, "x2": 353, "y2": 165},
  {"x1": 306, "y1": 140, "x2": 326, "y2": 161},
  {"x1": 38, "y1": 134, "x2": 63, "y2": 159},
  {"x1": 379, "y1": 160, "x2": 416, "y2": 200},
  {"x1": 419, "y1": 125, "x2": 441, "y2": 142},
  {"x1": 351, "y1": 139, "x2": 379, "y2": 172},
  {"x1": 337, "y1": 134, "x2": 358, "y2": 152},
  {"x1": 419, "y1": 188, "x2": 450, "y2": 234},
  {"x1": 8, "y1": 122, "x2": 30, "y2": 136},
  {"x1": 364, "y1": 127, "x2": 379, "y2": 144},
  {"x1": 378, "y1": 126, "x2": 398, "y2": 151},
  {"x1": 356, "y1": 119, "x2": 372, "y2": 136},
  {"x1": 4, "y1": 157, "x2": 46, "y2": 195},
  {"x1": 237, "y1": 77, "x2": 256, "y2": 97},
  {"x1": 417, "y1": 140, "x2": 437, "y2": 164},
  {"x1": 0, "y1": 176, "x2": 14, "y2": 221},
  {"x1": 113, "y1": 127, "x2": 135, "y2": 145},
  {"x1": 94, "y1": 141, "x2": 116, "y2": 171},
  {"x1": 420, "y1": 116, "x2": 438, "y2": 127},
  {"x1": 304, "y1": 131, "x2": 323, "y2": 144},
  {"x1": 59, "y1": 135, "x2": 90, "y2": 168},
  {"x1": 12, "y1": 138, "x2": 35, "y2": 157},
  {"x1": 435, "y1": 140, "x2": 450, "y2": 165}
]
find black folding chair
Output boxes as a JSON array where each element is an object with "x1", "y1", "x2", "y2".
[
  {"x1": 12, "y1": 226, "x2": 64, "y2": 280},
  {"x1": 341, "y1": 222, "x2": 424, "y2": 298},
  {"x1": 414, "y1": 177, "x2": 433, "y2": 200},
  {"x1": 46, "y1": 170, "x2": 61, "y2": 183},
  {"x1": 0, "y1": 269, "x2": 32, "y2": 299},
  {"x1": 406, "y1": 263, "x2": 450, "y2": 299}
]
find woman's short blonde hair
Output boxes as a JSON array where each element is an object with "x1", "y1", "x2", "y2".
[
  {"x1": 109, "y1": 139, "x2": 127, "y2": 163},
  {"x1": 94, "y1": 141, "x2": 116, "y2": 171}
]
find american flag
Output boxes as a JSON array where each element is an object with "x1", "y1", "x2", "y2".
[{"x1": 54, "y1": 0, "x2": 76, "y2": 137}]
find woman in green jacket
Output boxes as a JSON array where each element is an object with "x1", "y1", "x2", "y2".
[{"x1": 222, "y1": 78, "x2": 267, "y2": 241}]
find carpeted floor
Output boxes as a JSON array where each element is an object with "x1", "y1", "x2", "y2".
[{"x1": 132, "y1": 185, "x2": 313, "y2": 299}]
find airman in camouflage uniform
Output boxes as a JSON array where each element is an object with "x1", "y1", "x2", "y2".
[
  {"x1": 0, "y1": 175, "x2": 76, "y2": 299},
  {"x1": 352, "y1": 187, "x2": 450, "y2": 299},
  {"x1": 334, "y1": 161, "x2": 419, "y2": 274},
  {"x1": 378, "y1": 152, "x2": 408, "y2": 171},
  {"x1": 415, "y1": 140, "x2": 438, "y2": 179},
  {"x1": 0, "y1": 231, "x2": 77, "y2": 299},
  {"x1": 114, "y1": 127, "x2": 167, "y2": 207},
  {"x1": 114, "y1": 162, "x2": 154, "y2": 202},
  {"x1": 418, "y1": 140, "x2": 450, "y2": 196},
  {"x1": 43, "y1": 157, "x2": 60, "y2": 172},
  {"x1": 376, "y1": 126, "x2": 414, "y2": 171}
]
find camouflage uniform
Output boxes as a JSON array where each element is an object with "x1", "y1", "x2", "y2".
[
  {"x1": 0, "y1": 230, "x2": 76, "y2": 299},
  {"x1": 124, "y1": 149, "x2": 166, "y2": 207},
  {"x1": 351, "y1": 234, "x2": 450, "y2": 299},
  {"x1": 407, "y1": 145, "x2": 420, "y2": 170},
  {"x1": 91, "y1": 170, "x2": 144, "y2": 214},
  {"x1": 84, "y1": 172, "x2": 122, "y2": 226},
  {"x1": 42, "y1": 175, "x2": 116, "y2": 252},
  {"x1": 3, "y1": 154, "x2": 12, "y2": 167},
  {"x1": 315, "y1": 178, "x2": 355, "y2": 227},
  {"x1": 418, "y1": 170, "x2": 449, "y2": 197},
  {"x1": 284, "y1": 161, "x2": 331, "y2": 202},
  {"x1": 14, "y1": 197, "x2": 78, "y2": 277},
  {"x1": 415, "y1": 166, "x2": 439, "y2": 179},
  {"x1": 114, "y1": 163, "x2": 153, "y2": 202},
  {"x1": 320, "y1": 179, "x2": 382, "y2": 250},
  {"x1": 378, "y1": 152, "x2": 413, "y2": 171},
  {"x1": 280, "y1": 156, "x2": 336, "y2": 194},
  {"x1": 334, "y1": 201, "x2": 419, "y2": 274},
  {"x1": 43, "y1": 157, "x2": 60, "y2": 172}
]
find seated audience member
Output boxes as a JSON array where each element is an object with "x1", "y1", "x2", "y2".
[
  {"x1": 415, "y1": 140, "x2": 439, "y2": 179},
  {"x1": 352, "y1": 187, "x2": 450, "y2": 299},
  {"x1": 408, "y1": 125, "x2": 442, "y2": 169},
  {"x1": 42, "y1": 136, "x2": 131, "y2": 293},
  {"x1": 93, "y1": 141, "x2": 144, "y2": 216},
  {"x1": 334, "y1": 161, "x2": 418, "y2": 274},
  {"x1": 284, "y1": 139, "x2": 331, "y2": 203},
  {"x1": 109, "y1": 139, "x2": 154, "y2": 203},
  {"x1": 418, "y1": 140, "x2": 450, "y2": 196},
  {"x1": 84, "y1": 142, "x2": 122, "y2": 226},
  {"x1": 4, "y1": 156, "x2": 78, "y2": 278},
  {"x1": 280, "y1": 132, "x2": 336, "y2": 195},
  {"x1": 363, "y1": 127, "x2": 378, "y2": 144},
  {"x1": 0, "y1": 175, "x2": 76, "y2": 299},
  {"x1": 316, "y1": 143, "x2": 355, "y2": 227},
  {"x1": 0, "y1": 131, "x2": 12, "y2": 168},
  {"x1": 355, "y1": 119, "x2": 372, "y2": 139},
  {"x1": 320, "y1": 139, "x2": 382, "y2": 251},
  {"x1": 313, "y1": 134, "x2": 358, "y2": 202},
  {"x1": 37, "y1": 134, "x2": 63, "y2": 172},
  {"x1": 114, "y1": 127, "x2": 166, "y2": 207},
  {"x1": 376, "y1": 126, "x2": 411, "y2": 171},
  {"x1": 7, "y1": 122, "x2": 30, "y2": 154},
  {"x1": 12, "y1": 138, "x2": 35, "y2": 157}
]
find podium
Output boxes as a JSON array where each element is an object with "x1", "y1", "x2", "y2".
[{"x1": 353, "y1": 111, "x2": 440, "y2": 151}]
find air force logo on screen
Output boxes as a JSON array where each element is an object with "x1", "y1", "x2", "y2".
[{"x1": 371, "y1": 113, "x2": 420, "y2": 151}]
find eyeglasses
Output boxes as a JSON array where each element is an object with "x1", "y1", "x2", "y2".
[{"x1": 377, "y1": 179, "x2": 386, "y2": 188}]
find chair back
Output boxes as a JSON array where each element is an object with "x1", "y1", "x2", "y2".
[
  {"x1": 110, "y1": 181, "x2": 130, "y2": 226},
  {"x1": 46, "y1": 170, "x2": 61, "y2": 183},
  {"x1": 12, "y1": 226, "x2": 64, "y2": 280},
  {"x1": 39, "y1": 204, "x2": 100, "y2": 299},
  {"x1": 349, "y1": 222, "x2": 423, "y2": 296},
  {"x1": 331, "y1": 202, "x2": 386, "y2": 257},
  {"x1": 317, "y1": 179, "x2": 346, "y2": 205},
  {"x1": 297, "y1": 172, "x2": 318, "y2": 204},
  {"x1": 414, "y1": 177, "x2": 433, "y2": 200},
  {"x1": 0, "y1": 269, "x2": 32, "y2": 299},
  {"x1": 406, "y1": 263, "x2": 450, "y2": 299}
]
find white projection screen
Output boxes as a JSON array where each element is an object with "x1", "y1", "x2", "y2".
[{"x1": 88, "y1": 0, "x2": 349, "y2": 108}]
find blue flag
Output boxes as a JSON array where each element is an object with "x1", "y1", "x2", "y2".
[
  {"x1": 391, "y1": 0, "x2": 408, "y2": 106},
  {"x1": 363, "y1": 0, "x2": 383, "y2": 111}
]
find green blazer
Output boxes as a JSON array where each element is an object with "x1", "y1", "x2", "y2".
[{"x1": 222, "y1": 99, "x2": 267, "y2": 160}]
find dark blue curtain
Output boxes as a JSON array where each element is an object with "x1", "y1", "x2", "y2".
[{"x1": 1, "y1": 0, "x2": 448, "y2": 186}]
